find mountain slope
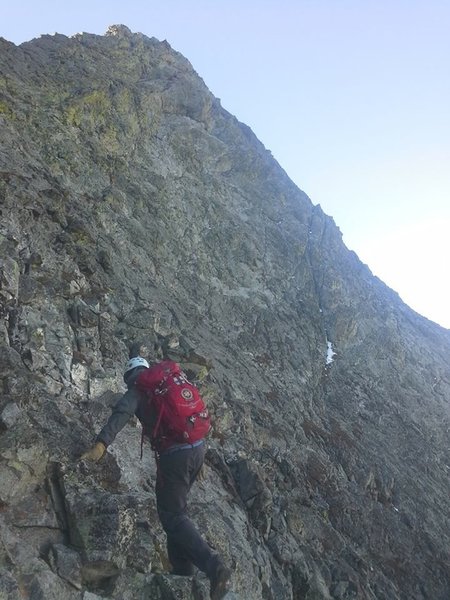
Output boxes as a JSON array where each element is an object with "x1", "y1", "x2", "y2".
[{"x1": 0, "y1": 25, "x2": 449, "y2": 600}]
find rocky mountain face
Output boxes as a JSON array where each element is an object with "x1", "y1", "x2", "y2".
[{"x1": 0, "y1": 24, "x2": 449, "y2": 600}]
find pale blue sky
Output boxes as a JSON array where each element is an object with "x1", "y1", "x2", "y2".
[{"x1": 2, "y1": 0, "x2": 449, "y2": 327}]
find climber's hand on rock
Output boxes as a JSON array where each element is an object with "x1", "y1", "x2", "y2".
[{"x1": 80, "y1": 441, "x2": 106, "y2": 462}]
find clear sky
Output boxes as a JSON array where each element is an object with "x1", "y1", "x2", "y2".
[{"x1": 2, "y1": 0, "x2": 449, "y2": 328}]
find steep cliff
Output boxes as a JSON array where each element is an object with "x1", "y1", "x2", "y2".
[{"x1": 0, "y1": 25, "x2": 449, "y2": 600}]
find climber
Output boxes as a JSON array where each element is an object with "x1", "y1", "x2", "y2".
[{"x1": 80, "y1": 356, "x2": 232, "y2": 600}]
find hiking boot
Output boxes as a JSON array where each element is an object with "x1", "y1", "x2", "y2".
[{"x1": 209, "y1": 562, "x2": 232, "y2": 600}]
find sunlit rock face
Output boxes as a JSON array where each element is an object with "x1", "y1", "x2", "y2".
[{"x1": 0, "y1": 25, "x2": 449, "y2": 600}]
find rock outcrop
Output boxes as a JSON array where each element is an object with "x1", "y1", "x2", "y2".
[{"x1": 0, "y1": 25, "x2": 449, "y2": 599}]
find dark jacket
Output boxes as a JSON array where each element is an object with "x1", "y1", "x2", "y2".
[{"x1": 96, "y1": 366, "x2": 149, "y2": 447}]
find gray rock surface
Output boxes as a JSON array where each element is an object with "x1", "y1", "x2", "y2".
[{"x1": 0, "y1": 25, "x2": 449, "y2": 600}]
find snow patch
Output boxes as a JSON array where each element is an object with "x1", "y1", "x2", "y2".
[{"x1": 326, "y1": 341, "x2": 336, "y2": 365}]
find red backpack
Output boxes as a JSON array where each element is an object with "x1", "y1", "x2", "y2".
[{"x1": 136, "y1": 360, "x2": 211, "y2": 453}]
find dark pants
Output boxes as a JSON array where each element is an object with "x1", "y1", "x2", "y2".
[{"x1": 156, "y1": 443, "x2": 219, "y2": 577}]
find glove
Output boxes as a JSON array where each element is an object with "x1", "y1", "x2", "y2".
[{"x1": 80, "y1": 441, "x2": 106, "y2": 462}]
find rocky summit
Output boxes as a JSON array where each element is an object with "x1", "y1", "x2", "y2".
[{"x1": 0, "y1": 24, "x2": 449, "y2": 600}]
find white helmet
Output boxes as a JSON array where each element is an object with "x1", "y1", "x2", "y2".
[{"x1": 124, "y1": 356, "x2": 149, "y2": 374}]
